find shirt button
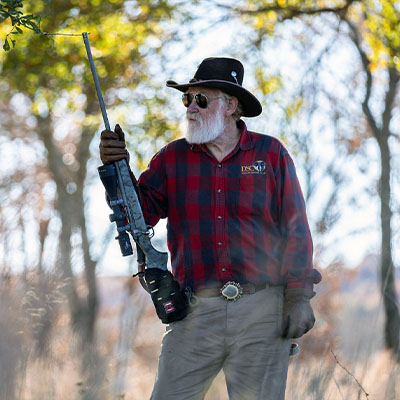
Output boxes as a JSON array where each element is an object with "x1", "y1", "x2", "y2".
[
  {"x1": 218, "y1": 242, "x2": 222, "y2": 246},
  {"x1": 217, "y1": 216, "x2": 222, "y2": 219},
  {"x1": 222, "y1": 268, "x2": 226, "y2": 272},
  {"x1": 218, "y1": 164, "x2": 222, "y2": 168},
  {"x1": 217, "y1": 189, "x2": 222, "y2": 193}
]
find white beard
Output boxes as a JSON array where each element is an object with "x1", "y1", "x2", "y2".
[{"x1": 183, "y1": 102, "x2": 226, "y2": 144}]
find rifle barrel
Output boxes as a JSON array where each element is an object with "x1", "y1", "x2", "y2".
[{"x1": 82, "y1": 32, "x2": 110, "y2": 131}]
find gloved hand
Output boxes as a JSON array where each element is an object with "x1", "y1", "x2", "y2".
[
  {"x1": 281, "y1": 288, "x2": 316, "y2": 339},
  {"x1": 99, "y1": 124, "x2": 130, "y2": 164}
]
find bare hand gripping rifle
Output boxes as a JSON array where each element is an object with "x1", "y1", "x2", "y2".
[{"x1": 82, "y1": 32, "x2": 189, "y2": 323}]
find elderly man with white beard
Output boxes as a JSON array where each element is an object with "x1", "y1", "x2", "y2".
[{"x1": 99, "y1": 57, "x2": 321, "y2": 400}]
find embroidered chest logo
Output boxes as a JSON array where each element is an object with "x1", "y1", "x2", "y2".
[{"x1": 241, "y1": 160, "x2": 267, "y2": 175}]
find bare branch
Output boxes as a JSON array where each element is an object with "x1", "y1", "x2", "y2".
[
  {"x1": 217, "y1": 0, "x2": 360, "y2": 21},
  {"x1": 41, "y1": 32, "x2": 82, "y2": 37},
  {"x1": 344, "y1": 18, "x2": 381, "y2": 139},
  {"x1": 392, "y1": 133, "x2": 400, "y2": 144},
  {"x1": 382, "y1": 67, "x2": 400, "y2": 137},
  {"x1": 331, "y1": 349, "x2": 369, "y2": 399}
]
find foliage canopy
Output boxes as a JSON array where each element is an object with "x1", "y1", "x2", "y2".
[{"x1": 0, "y1": 0, "x2": 49, "y2": 50}]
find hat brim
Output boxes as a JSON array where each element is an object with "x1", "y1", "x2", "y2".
[{"x1": 166, "y1": 79, "x2": 262, "y2": 118}]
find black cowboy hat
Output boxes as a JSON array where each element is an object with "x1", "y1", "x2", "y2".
[{"x1": 166, "y1": 57, "x2": 262, "y2": 117}]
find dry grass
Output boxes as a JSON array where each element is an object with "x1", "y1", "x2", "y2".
[{"x1": 0, "y1": 272, "x2": 399, "y2": 400}]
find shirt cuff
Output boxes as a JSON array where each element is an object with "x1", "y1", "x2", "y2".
[{"x1": 286, "y1": 268, "x2": 322, "y2": 289}]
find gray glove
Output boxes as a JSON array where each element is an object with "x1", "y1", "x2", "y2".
[{"x1": 281, "y1": 288, "x2": 316, "y2": 339}]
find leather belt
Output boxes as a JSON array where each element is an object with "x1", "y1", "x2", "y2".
[{"x1": 195, "y1": 281, "x2": 275, "y2": 301}]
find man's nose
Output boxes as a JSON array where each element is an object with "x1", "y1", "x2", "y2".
[{"x1": 187, "y1": 98, "x2": 199, "y2": 112}]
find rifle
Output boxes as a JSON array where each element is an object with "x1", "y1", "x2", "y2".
[
  {"x1": 82, "y1": 32, "x2": 189, "y2": 323},
  {"x1": 82, "y1": 32, "x2": 168, "y2": 270}
]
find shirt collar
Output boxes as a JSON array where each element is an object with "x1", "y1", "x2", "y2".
[
  {"x1": 190, "y1": 120, "x2": 254, "y2": 152},
  {"x1": 237, "y1": 120, "x2": 253, "y2": 151}
]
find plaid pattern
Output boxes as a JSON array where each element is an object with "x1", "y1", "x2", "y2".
[{"x1": 137, "y1": 121, "x2": 315, "y2": 291}]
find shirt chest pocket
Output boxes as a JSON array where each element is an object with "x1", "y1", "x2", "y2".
[{"x1": 227, "y1": 165, "x2": 277, "y2": 218}]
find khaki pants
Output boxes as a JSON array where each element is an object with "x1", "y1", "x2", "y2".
[{"x1": 150, "y1": 286, "x2": 291, "y2": 400}]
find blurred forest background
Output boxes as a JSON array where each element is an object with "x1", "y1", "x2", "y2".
[{"x1": 0, "y1": 0, "x2": 399, "y2": 399}]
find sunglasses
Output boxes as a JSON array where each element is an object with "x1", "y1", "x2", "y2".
[{"x1": 182, "y1": 93, "x2": 223, "y2": 109}]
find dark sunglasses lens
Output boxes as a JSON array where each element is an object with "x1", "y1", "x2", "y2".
[
  {"x1": 182, "y1": 93, "x2": 193, "y2": 107},
  {"x1": 195, "y1": 94, "x2": 208, "y2": 108}
]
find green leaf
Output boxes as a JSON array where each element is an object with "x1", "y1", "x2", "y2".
[
  {"x1": 3, "y1": 38, "x2": 10, "y2": 51},
  {"x1": 21, "y1": 19, "x2": 40, "y2": 33}
]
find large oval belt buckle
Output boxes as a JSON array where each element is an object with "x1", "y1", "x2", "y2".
[{"x1": 220, "y1": 281, "x2": 243, "y2": 301}]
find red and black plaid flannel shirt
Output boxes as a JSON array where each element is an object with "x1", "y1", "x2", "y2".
[{"x1": 137, "y1": 121, "x2": 319, "y2": 291}]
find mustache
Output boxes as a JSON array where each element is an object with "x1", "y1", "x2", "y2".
[{"x1": 186, "y1": 112, "x2": 201, "y2": 122}]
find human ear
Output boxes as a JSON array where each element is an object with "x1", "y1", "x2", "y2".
[{"x1": 225, "y1": 96, "x2": 238, "y2": 117}]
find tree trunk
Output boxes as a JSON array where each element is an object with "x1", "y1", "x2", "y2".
[
  {"x1": 38, "y1": 114, "x2": 105, "y2": 397},
  {"x1": 112, "y1": 280, "x2": 148, "y2": 398},
  {"x1": 79, "y1": 342, "x2": 107, "y2": 400},
  {"x1": 57, "y1": 204, "x2": 83, "y2": 327},
  {"x1": 77, "y1": 127, "x2": 99, "y2": 344},
  {"x1": 80, "y1": 213, "x2": 98, "y2": 344},
  {"x1": 378, "y1": 134, "x2": 400, "y2": 359}
]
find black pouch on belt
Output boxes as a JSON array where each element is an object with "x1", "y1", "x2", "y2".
[{"x1": 144, "y1": 268, "x2": 189, "y2": 324}]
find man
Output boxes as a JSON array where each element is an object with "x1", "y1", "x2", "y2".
[{"x1": 100, "y1": 57, "x2": 321, "y2": 400}]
